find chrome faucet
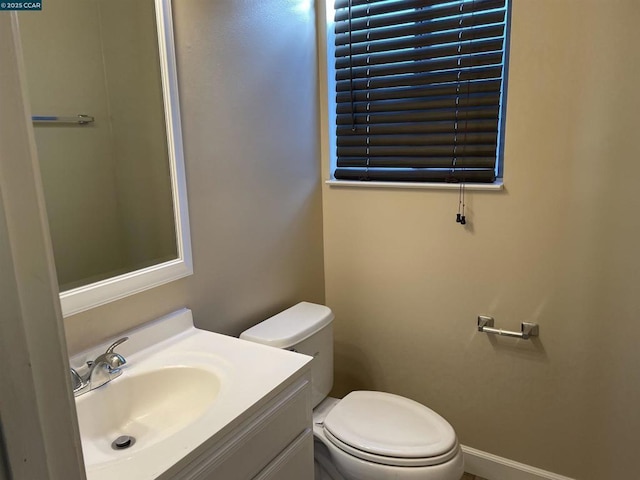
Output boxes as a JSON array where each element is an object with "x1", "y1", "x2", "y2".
[{"x1": 70, "y1": 337, "x2": 129, "y2": 397}]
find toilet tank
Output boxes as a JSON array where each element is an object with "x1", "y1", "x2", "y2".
[{"x1": 240, "y1": 302, "x2": 334, "y2": 408}]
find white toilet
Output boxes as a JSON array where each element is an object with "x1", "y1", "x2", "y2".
[{"x1": 240, "y1": 302, "x2": 464, "y2": 480}]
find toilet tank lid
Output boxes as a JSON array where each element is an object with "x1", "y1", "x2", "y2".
[{"x1": 239, "y1": 302, "x2": 334, "y2": 348}]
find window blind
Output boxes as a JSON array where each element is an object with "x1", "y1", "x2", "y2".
[{"x1": 333, "y1": 0, "x2": 508, "y2": 183}]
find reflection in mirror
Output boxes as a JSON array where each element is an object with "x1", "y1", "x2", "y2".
[{"x1": 18, "y1": 0, "x2": 192, "y2": 316}]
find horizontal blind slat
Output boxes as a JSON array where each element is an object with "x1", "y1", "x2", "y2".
[
  {"x1": 336, "y1": 92, "x2": 501, "y2": 114},
  {"x1": 335, "y1": 38, "x2": 504, "y2": 70},
  {"x1": 335, "y1": 0, "x2": 429, "y2": 9},
  {"x1": 334, "y1": 0, "x2": 469, "y2": 9},
  {"x1": 336, "y1": 145, "x2": 497, "y2": 156},
  {"x1": 336, "y1": 65, "x2": 502, "y2": 91},
  {"x1": 336, "y1": 119, "x2": 499, "y2": 135},
  {"x1": 337, "y1": 156, "x2": 497, "y2": 168},
  {"x1": 337, "y1": 132, "x2": 498, "y2": 146},
  {"x1": 336, "y1": 106, "x2": 501, "y2": 125},
  {"x1": 335, "y1": 52, "x2": 503, "y2": 81},
  {"x1": 334, "y1": 168, "x2": 497, "y2": 183},
  {"x1": 336, "y1": 79, "x2": 501, "y2": 103}
]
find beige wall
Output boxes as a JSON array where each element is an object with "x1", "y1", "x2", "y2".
[
  {"x1": 321, "y1": 1, "x2": 640, "y2": 479},
  {"x1": 63, "y1": 0, "x2": 325, "y2": 353}
]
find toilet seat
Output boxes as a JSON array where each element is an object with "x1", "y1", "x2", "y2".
[
  {"x1": 323, "y1": 391, "x2": 458, "y2": 467},
  {"x1": 323, "y1": 429, "x2": 459, "y2": 467}
]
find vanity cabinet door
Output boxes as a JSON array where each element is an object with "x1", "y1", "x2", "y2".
[
  {"x1": 253, "y1": 429, "x2": 314, "y2": 480},
  {"x1": 183, "y1": 377, "x2": 313, "y2": 480}
]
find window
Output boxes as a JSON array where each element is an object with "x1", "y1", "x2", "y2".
[{"x1": 331, "y1": 0, "x2": 509, "y2": 183}]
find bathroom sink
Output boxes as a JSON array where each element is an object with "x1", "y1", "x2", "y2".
[
  {"x1": 76, "y1": 366, "x2": 221, "y2": 465},
  {"x1": 69, "y1": 309, "x2": 311, "y2": 480}
]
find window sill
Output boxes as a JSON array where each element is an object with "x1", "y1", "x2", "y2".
[{"x1": 325, "y1": 179, "x2": 504, "y2": 191}]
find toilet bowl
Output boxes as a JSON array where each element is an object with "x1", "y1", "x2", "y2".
[
  {"x1": 312, "y1": 395, "x2": 463, "y2": 480},
  {"x1": 240, "y1": 302, "x2": 464, "y2": 480}
]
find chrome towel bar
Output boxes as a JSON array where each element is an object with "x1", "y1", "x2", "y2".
[
  {"x1": 477, "y1": 315, "x2": 539, "y2": 340},
  {"x1": 32, "y1": 114, "x2": 94, "y2": 125}
]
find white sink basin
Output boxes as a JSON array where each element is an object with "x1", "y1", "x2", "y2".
[
  {"x1": 69, "y1": 309, "x2": 311, "y2": 480},
  {"x1": 76, "y1": 366, "x2": 221, "y2": 462}
]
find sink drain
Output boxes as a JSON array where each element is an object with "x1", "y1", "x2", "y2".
[{"x1": 111, "y1": 435, "x2": 136, "y2": 450}]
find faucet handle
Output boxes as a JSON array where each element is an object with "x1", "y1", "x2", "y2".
[
  {"x1": 106, "y1": 336, "x2": 129, "y2": 354},
  {"x1": 104, "y1": 337, "x2": 128, "y2": 370},
  {"x1": 70, "y1": 368, "x2": 88, "y2": 396},
  {"x1": 86, "y1": 337, "x2": 129, "y2": 370},
  {"x1": 70, "y1": 368, "x2": 83, "y2": 390}
]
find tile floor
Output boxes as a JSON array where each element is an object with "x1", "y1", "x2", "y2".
[{"x1": 461, "y1": 474, "x2": 489, "y2": 480}]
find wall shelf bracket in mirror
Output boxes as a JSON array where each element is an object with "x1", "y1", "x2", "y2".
[{"x1": 18, "y1": 0, "x2": 192, "y2": 316}]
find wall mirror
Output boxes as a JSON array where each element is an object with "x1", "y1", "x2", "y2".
[{"x1": 18, "y1": 0, "x2": 192, "y2": 317}]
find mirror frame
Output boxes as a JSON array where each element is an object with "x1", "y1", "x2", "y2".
[{"x1": 53, "y1": 0, "x2": 192, "y2": 317}]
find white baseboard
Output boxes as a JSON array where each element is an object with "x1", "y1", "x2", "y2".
[{"x1": 461, "y1": 445, "x2": 575, "y2": 480}]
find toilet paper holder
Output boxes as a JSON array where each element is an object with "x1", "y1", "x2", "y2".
[{"x1": 477, "y1": 316, "x2": 539, "y2": 340}]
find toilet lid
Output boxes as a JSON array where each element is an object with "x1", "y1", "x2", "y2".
[{"x1": 323, "y1": 391, "x2": 458, "y2": 466}]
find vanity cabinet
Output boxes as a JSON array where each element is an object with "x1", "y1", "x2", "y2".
[
  {"x1": 162, "y1": 374, "x2": 314, "y2": 480},
  {"x1": 72, "y1": 310, "x2": 313, "y2": 480},
  {"x1": 253, "y1": 429, "x2": 313, "y2": 480}
]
